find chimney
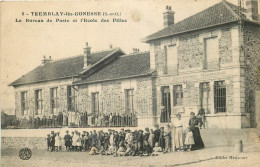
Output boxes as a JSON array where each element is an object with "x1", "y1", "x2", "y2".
[
  {"x1": 245, "y1": 0, "x2": 258, "y2": 21},
  {"x1": 163, "y1": 5, "x2": 175, "y2": 28},
  {"x1": 41, "y1": 55, "x2": 52, "y2": 66},
  {"x1": 83, "y1": 42, "x2": 91, "y2": 69}
]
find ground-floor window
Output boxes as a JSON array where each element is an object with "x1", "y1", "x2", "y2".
[
  {"x1": 214, "y1": 81, "x2": 226, "y2": 113},
  {"x1": 92, "y1": 92, "x2": 99, "y2": 116},
  {"x1": 161, "y1": 86, "x2": 171, "y2": 123},
  {"x1": 125, "y1": 89, "x2": 134, "y2": 114},
  {"x1": 35, "y1": 89, "x2": 43, "y2": 115},
  {"x1": 67, "y1": 86, "x2": 77, "y2": 111},
  {"x1": 200, "y1": 82, "x2": 210, "y2": 113},
  {"x1": 50, "y1": 87, "x2": 58, "y2": 114},
  {"x1": 173, "y1": 85, "x2": 183, "y2": 106},
  {"x1": 21, "y1": 91, "x2": 28, "y2": 116}
]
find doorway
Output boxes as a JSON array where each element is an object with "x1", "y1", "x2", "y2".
[{"x1": 161, "y1": 87, "x2": 171, "y2": 123}]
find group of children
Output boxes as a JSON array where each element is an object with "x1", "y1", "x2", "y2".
[{"x1": 47, "y1": 125, "x2": 195, "y2": 156}]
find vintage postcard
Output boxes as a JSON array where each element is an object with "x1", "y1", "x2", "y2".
[{"x1": 1, "y1": 0, "x2": 260, "y2": 166}]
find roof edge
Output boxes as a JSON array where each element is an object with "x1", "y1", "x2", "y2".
[
  {"x1": 73, "y1": 71, "x2": 154, "y2": 85},
  {"x1": 222, "y1": 0, "x2": 240, "y2": 19},
  {"x1": 142, "y1": 20, "x2": 239, "y2": 43},
  {"x1": 8, "y1": 75, "x2": 79, "y2": 87}
]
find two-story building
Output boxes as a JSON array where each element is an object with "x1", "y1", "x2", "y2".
[
  {"x1": 9, "y1": 0, "x2": 260, "y2": 129},
  {"x1": 142, "y1": 0, "x2": 260, "y2": 129}
]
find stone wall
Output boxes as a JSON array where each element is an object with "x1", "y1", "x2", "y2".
[
  {"x1": 243, "y1": 23, "x2": 260, "y2": 128},
  {"x1": 219, "y1": 27, "x2": 233, "y2": 64},
  {"x1": 14, "y1": 79, "x2": 72, "y2": 119},
  {"x1": 77, "y1": 77, "x2": 155, "y2": 117},
  {"x1": 151, "y1": 24, "x2": 235, "y2": 75},
  {"x1": 178, "y1": 34, "x2": 204, "y2": 69},
  {"x1": 1, "y1": 137, "x2": 46, "y2": 150}
]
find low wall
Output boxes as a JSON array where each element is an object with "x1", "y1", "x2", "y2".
[{"x1": 1, "y1": 137, "x2": 46, "y2": 150}]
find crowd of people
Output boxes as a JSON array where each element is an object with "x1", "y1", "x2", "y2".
[
  {"x1": 47, "y1": 112, "x2": 205, "y2": 156},
  {"x1": 8, "y1": 112, "x2": 138, "y2": 129}
]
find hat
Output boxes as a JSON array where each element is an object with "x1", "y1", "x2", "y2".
[
  {"x1": 138, "y1": 130, "x2": 143, "y2": 133},
  {"x1": 121, "y1": 128, "x2": 124, "y2": 130},
  {"x1": 66, "y1": 130, "x2": 69, "y2": 132},
  {"x1": 125, "y1": 129, "x2": 131, "y2": 132},
  {"x1": 51, "y1": 131, "x2": 54, "y2": 134},
  {"x1": 176, "y1": 113, "x2": 181, "y2": 117},
  {"x1": 190, "y1": 112, "x2": 195, "y2": 115}
]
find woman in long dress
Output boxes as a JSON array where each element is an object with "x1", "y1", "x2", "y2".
[
  {"x1": 189, "y1": 112, "x2": 204, "y2": 150},
  {"x1": 173, "y1": 114, "x2": 184, "y2": 151}
]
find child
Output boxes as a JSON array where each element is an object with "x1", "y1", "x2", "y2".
[
  {"x1": 89, "y1": 144, "x2": 98, "y2": 155},
  {"x1": 107, "y1": 143, "x2": 117, "y2": 156},
  {"x1": 55, "y1": 132, "x2": 62, "y2": 151},
  {"x1": 64, "y1": 130, "x2": 71, "y2": 151},
  {"x1": 76, "y1": 132, "x2": 82, "y2": 152},
  {"x1": 47, "y1": 134, "x2": 51, "y2": 151},
  {"x1": 72, "y1": 131, "x2": 78, "y2": 151},
  {"x1": 148, "y1": 129, "x2": 154, "y2": 148},
  {"x1": 117, "y1": 143, "x2": 125, "y2": 156},
  {"x1": 124, "y1": 144, "x2": 133, "y2": 156},
  {"x1": 184, "y1": 127, "x2": 195, "y2": 151},
  {"x1": 143, "y1": 140, "x2": 152, "y2": 156},
  {"x1": 152, "y1": 142, "x2": 162, "y2": 156}
]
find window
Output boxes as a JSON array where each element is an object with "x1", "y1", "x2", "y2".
[
  {"x1": 214, "y1": 81, "x2": 226, "y2": 113},
  {"x1": 173, "y1": 85, "x2": 183, "y2": 106},
  {"x1": 92, "y1": 92, "x2": 99, "y2": 116},
  {"x1": 200, "y1": 82, "x2": 211, "y2": 114},
  {"x1": 204, "y1": 37, "x2": 219, "y2": 69},
  {"x1": 35, "y1": 89, "x2": 43, "y2": 115},
  {"x1": 21, "y1": 91, "x2": 28, "y2": 116},
  {"x1": 50, "y1": 87, "x2": 58, "y2": 114},
  {"x1": 125, "y1": 89, "x2": 134, "y2": 114},
  {"x1": 67, "y1": 86, "x2": 77, "y2": 111},
  {"x1": 165, "y1": 45, "x2": 178, "y2": 74}
]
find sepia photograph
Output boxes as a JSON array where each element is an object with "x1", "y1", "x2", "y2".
[{"x1": 0, "y1": 0, "x2": 260, "y2": 166}]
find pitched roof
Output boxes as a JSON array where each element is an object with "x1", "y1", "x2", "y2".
[
  {"x1": 75, "y1": 51, "x2": 152, "y2": 84},
  {"x1": 143, "y1": 1, "x2": 240, "y2": 42},
  {"x1": 9, "y1": 48, "x2": 119, "y2": 86}
]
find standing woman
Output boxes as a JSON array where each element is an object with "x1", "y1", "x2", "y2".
[
  {"x1": 189, "y1": 112, "x2": 204, "y2": 150},
  {"x1": 173, "y1": 114, "x2": 184, "y2": 151}
]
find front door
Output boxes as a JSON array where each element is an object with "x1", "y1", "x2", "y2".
[{"x1": 161, "y1": 87, "x2": 171, "y2": 123}]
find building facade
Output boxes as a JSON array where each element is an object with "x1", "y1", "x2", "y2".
[{"x1": 10, "y1": 0, "x2": 260, "y2": 129}]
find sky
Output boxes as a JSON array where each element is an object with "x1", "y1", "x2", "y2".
[{"x1": 0, "y1": 0, "x2": 258, "y2": 114}]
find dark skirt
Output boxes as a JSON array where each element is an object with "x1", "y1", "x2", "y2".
[{"x1": 191, "y1": 127, "x2": 204, "y2": 150}]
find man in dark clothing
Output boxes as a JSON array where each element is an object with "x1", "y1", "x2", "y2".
[
  {"x1": 47, "y1": 116, "x2": 52, "y2": 127},
  {"x1": 137, "y1": 130, "x2": 144, "y2": 154},
  {"x1": 64, "y1": 130, "x2": 71, "y2": 151},
  {"x1": 159, "y1": 127, "x2": 165, "y2": 151},
  {"x1": 114, "y1": 131, "x2": 120, "y2": 149},
  {"x1": 153, "y1": 124, "x2": 161, "y2": 146},
  {"x1": 119, "y1": 128, "x2": 126, "y2": 145},
  {"x1": 50, "y1": 131, "x2": 55, "y2": 152},
  {"x1": 42, "y1": 115, "x2": 47, "y2": 127}
]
